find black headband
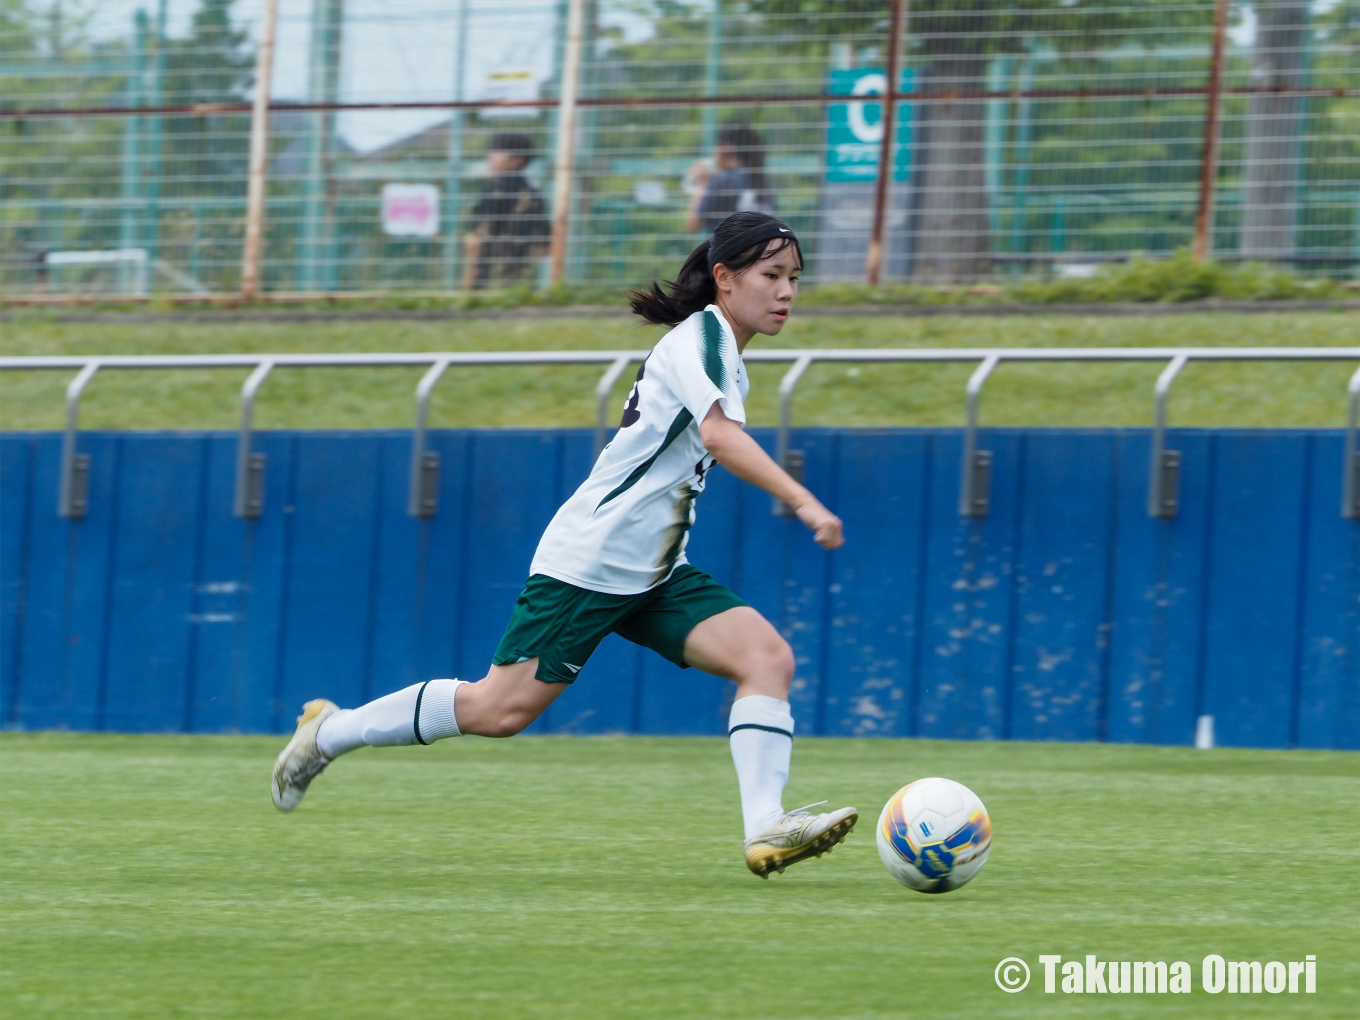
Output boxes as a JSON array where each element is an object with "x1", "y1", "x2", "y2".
[{"x1": 707, "y1": 221, "x2": 801, "y2": 271}]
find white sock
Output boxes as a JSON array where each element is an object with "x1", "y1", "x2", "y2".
[
  {"x1": 728, "y1": 694, "x2": 794, "y2": 840},
  {"x1": 316, "y1": 679, "x2": 466, "y2": 758}
]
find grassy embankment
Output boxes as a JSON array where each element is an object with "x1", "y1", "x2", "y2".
[{"x1": 1, "y1": 311, "x2": 1356, "y2": 432}]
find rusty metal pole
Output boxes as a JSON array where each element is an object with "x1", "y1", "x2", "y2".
[
  {"x1": 865, "y1": 0, "x2": 906, "y2": 286},
  {"x1": 549, "y1": 0, "x2": 588, "y2": 287},
  {"x1": 240, "y1": 0, "x2": 279, "y2": 301},
  {"x1": 1193, "y1": 0, "x2": 1229, "y2": 263}
]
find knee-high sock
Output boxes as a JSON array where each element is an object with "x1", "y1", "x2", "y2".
[
  {"x1": 728, "y1": 694, "x2": 793, "y2": 839},
  {"x1": 316, "y1": 679, "x2": 466, "y2": 758}
]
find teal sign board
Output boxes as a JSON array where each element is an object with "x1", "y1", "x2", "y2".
[{"x1": 825, "y1": 67, "x2": 914, "y2": 183}]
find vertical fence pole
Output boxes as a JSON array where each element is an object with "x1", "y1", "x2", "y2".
[
  {"x1": 240, "y1": 0, "x2": 279, "y2": 301},
  {"x1": 548, "y1": 0, "x2": 588, "y2": 287},
  {"x1": 1193, "y1": 0, "x2": 1229, "y2": 263},
  {"x1": 568, "y1": 0, "x2": 602, "y2": 278},
  {"x1": 118, "y1": 10, "x2": 148, "y2": 296},
  {"x1": 143, "y1": 0, "x2": 167, "y2": 270},
  {"x1": 442, "y1": 0, "x2": 472, "y2": 290},
  {"x1": 865, "y1": 0, "x2": 906, "y2": 286},
  {"x1": 1009, "y1": 44, "x2": 1036, "y2": 258},
  {"x1": 300, "y1": 0, "x2": 344, "y2": 292},
  {"x1": 701, "y1": 0, "x2": 722, "y2": 152}
]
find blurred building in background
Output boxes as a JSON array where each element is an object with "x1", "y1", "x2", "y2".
[{"x1": 1, "y1": 0, "x2": 1357, "y2": 296}]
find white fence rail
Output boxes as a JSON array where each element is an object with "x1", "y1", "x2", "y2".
[{"x1": 2, "y1": 347, "x2": 1357, "y2": 522}]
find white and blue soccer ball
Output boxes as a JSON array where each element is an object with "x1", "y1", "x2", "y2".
[{"x1": 876, "y1": 777, "x2": 991, "y2": 893}]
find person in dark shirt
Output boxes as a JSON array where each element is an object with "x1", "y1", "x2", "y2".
[
  {"x1": 686, "y1": 123, "x2": 776, "y2": 234},
  {"x1": 464, "y1": 132, "x2": 550, "y2": 289}
]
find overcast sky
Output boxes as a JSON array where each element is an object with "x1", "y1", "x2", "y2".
[
  {"x1": 67, "y1": 0, "x2": 1342, "y2": 151},
  {"x1": 80, "y1": 0, "x2": 651, "y2": 152}
]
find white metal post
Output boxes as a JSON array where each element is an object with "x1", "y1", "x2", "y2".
[
  {"x1": 1344, "y1": 364, "x2": 1360, "y2": 519},
  {"x1": 959, "y1": 355, "x2": 1000, "y2": 517},
  {"x1": 409, "y1": 358, "x2": 451, "y2": 517},
  {"x1": 59, "y1": 362, "x2": 100, "y2": 518},
  {"x1": 234, "y1": 361, "x2": 275, "y2": 517},
  {"x1": 1149, "y1": 354, "x2": 1189, "y2": 518},
  {"x1": 442, "y1": 0, "x2": 472, "y2": 290},
  {"x1": 240, "y1": 0, "x2": 279, "y2": 301},
  {"x1": 548, "y1": 0, "x2": 587, "y2": 286}
]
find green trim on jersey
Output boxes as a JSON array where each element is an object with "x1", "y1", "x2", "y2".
[
  {"x1": 595, "y1": 407, "x2": 694, "y2": 510},
  {"x1": 652, "y1": 482, "x2": 698, "y2": 587},
  {"x1": 701, "y1": 310, "x2": 727, "y2": 389}
]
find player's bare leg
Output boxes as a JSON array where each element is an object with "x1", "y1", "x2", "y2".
[
  {"x1": 449, "y1": 659, "x2": 565, "y2": 737},
  {"x1": 273, "y1": 659, "x2": 563, "y2": 811},
  {"x1": 683, "y1": 606, "x2": 857, "y2": 877}
]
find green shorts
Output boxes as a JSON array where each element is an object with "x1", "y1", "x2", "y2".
[{"x1": 492, "y1": 564, "x2": 748, "y2": 684}]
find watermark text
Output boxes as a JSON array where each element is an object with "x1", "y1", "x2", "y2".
[{"x1": 992, "y1": 954, "x2": 1316, "y2": 994}]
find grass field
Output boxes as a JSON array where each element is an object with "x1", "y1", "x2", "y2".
[
  {"x1": 2, "y1": 311, "x2": 1357, "y2": 433},
  {"x1": 1, "y1": 733, "x2": 1356, "y2": 1019}
]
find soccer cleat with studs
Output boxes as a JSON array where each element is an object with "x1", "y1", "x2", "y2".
[
  {"x1": 271, "y1": 698, "x2": 339, "y2": 812},
  {"x1": 743, "y1": 802, "x2": 858, "y2": 878}
]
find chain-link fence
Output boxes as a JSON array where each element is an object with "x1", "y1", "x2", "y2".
[{"x1": 3, "y1": 0, "x2": 1357, "y2": 297}]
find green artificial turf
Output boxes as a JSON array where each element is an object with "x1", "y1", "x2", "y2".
[
  {"x1": 1, "y1": 733, "x2": 1356, "y2": 1019},
  {"x1": 1, "y1": 311, "x2": 1356, "y2": 433}
]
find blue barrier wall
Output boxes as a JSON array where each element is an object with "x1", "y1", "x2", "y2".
[{"x1": 2, "y1": 428, "x2": 1356, "y2": 747}]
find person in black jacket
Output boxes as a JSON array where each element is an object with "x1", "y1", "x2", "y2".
[{"x1": 463, "y1": 132, "x2": 550, "y2": 289}]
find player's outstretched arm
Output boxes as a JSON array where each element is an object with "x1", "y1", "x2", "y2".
[{"x1": 699, "y1": 403, "x2": 843, "y2": 550}]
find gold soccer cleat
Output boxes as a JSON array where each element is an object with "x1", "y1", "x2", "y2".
[
  {"x1": 271, "y1": 699, "x2": 339, "y2": 812},
  {"x1": 743, "y1": 803, "x2": 858, "y2": 878}
]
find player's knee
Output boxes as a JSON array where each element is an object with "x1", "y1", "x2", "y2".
[
  {"x1": 766, "y1": 635, "x2": 795, "y2": 687},
  {"x1": 738, "y1": 630, "x2": 793, "y2": 692},
  {"x1": 481, "y1": 708, "x2": 535, "y2": 738}
]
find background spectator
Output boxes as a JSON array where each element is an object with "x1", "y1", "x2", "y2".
[
  {"x1": 686, "y1": 123, "x2": 776, "y2": 234},
  {"x1": 463, "y1": 132, "x2": 550, "y2": 289}
]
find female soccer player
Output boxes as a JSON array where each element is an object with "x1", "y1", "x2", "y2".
[{"x1": 272, "y1": 211, "x2": 857, "y2": 877}]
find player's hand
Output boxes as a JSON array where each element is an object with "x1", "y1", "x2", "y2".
[{"x1": 794, "y1": 499, "x2": 844, "y2": 550}]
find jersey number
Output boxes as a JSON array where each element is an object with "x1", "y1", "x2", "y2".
[{"x1": 619, "y1": 360, "x2": 646, "y2": 428}]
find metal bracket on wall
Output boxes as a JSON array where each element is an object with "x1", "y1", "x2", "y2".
[
  {"x1": 59, "y1": 361, "x2": 100, "y2": 519},
  {"x1": 594, "y1": 355, "x2": 635, "y2": 459},
  {"x1": 1345, "y1": 365, "x2": 1360, "y2": 520},
  {"x1": 1149, "y1": 354, "x2": 1188, "y2": 519},
  {"x1": 1153, "y1": 448, "x2": 1182, "y2": 517},
  {"x1": 959, "y1": 355, "x2": 999, "y2": 518},
  {"x1": 774, "y1": 355, "x2": 813, "y2": 517},
  {"x1": 234, "y1": 360, "x2": 274, "y2": 519},
  {"x1": 239, "y1": 452, "x2": 266, "y2": 518},
  {"x1": 409, "y1": 358, "x2": 450, "y2": 518},
  {"x1": 410, "y1": 451, "x2": 440, "y2": 518},
  {"x1": 774, "y1": 449, "x2": 806, "y2": 518}
]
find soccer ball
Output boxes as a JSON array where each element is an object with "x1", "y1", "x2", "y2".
[{"x1": 876, "y1": 777, "x2": 991, "y2": 893}]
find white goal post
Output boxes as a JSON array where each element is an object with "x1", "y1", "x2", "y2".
[
  {"x1": 44, "y1": 248, "x2": 149, "y2": 296},
  {"x1": 40, "y1": 249, "x2": 209, "y2": 297}
]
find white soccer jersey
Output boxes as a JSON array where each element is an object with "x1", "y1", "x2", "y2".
[{"x1": 530, "y1": 304, "x2": 749, "y2": 594}]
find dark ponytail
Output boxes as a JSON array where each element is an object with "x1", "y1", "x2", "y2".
[
  {"x1": 629, "y1": 211, "x2": 802, "y2": 327},
  {"x1": 628, "y1": 242, "x2": 714, "y2": 327}
]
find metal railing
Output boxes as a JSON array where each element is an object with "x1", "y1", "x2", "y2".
[{"x1": 2, "y1": 347, "x2": 1358, "y2": 523}]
